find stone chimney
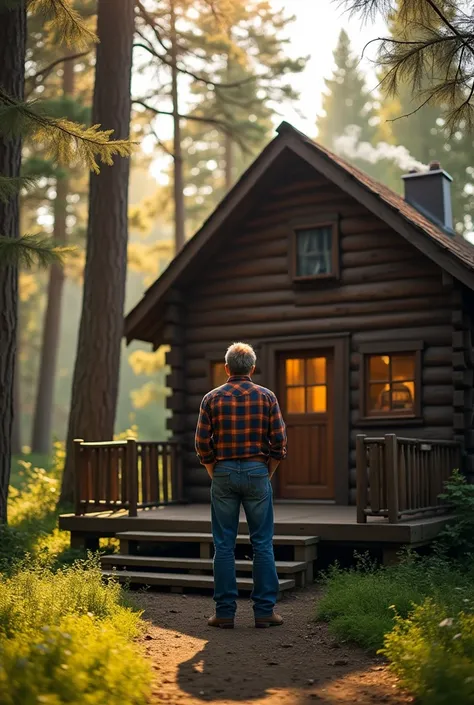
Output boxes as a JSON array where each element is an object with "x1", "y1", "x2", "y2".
[{"x1": 402, "y1": 161, "x2": 454, "y2": 234}]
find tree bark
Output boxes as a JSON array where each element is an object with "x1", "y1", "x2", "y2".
[
  {"x1": 224, "y1": 132, "x2": 233, "y2": 192},
  {"x1": 170, "y1": 0, "x2": 185, "y2": 253},
  {"x1": 0, "y1": 2, "x2": 27, "y2": 523},
  {"x1": 11, "y1": 321, "x2": 22, "y2": 456},
  {"x1": 61, "y1": 0, "x2": 134, "y2": 504},
  {"x1": 31, "y1": 58, "x2": 75, "y2": 454}
]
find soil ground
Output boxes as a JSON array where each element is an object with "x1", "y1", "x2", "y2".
[{"x1": 136, "y1": 584, "x2": 414, "y2": 705}]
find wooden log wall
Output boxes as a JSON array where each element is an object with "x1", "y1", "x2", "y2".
[
  {"x1": 164, "y1": 159, "x2": 460, "y2": 503},
  {"x1": 453, "y1": 287, "x2": 474, "y2": 481}
]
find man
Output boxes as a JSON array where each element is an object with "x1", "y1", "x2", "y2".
[{"x1": 195, "y1": 341, "x2": 287, "y2": 629}]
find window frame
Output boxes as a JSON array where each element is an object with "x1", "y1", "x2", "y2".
[
  {"x1": 358, "y1": 341, "x2": 423, "y2": 426},
  {"x1": 290, "y1": 220, "x2": 340, "y2": 283},
  {"x1": 207, "y1": 358, "x2": 228, "y2": 389},
  {"x1": 282, "y1": 354, "x2": 329, "y2": 416}
]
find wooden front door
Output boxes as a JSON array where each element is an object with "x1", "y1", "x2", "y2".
[{"x1": 278, "y1": 352, "x2": 334, "y2": 500}]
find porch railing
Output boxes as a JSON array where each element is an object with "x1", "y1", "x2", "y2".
[
  {"x1": 74, "y1": 438, "x2": 184, "y2": 516},
  {"x1": 356, "y1": 434, "x2": 461, "y2": 523}
]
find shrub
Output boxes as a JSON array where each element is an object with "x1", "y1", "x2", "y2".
[
  {"x1": 1, "y1": 445, "x2": 79, "y2": 570},
  {"x1": 0, "y1": 613, "x2": 151, "y2": 705},
  {"x1": 0, "y1": 558, "x2": 151, "y2": 704},
  {"x1": 316, "y1": 551, "x2": 474, "y2": 651},
  {"x1": 382, "y1": 598, "x2": 474, "y2": 705},
  {"x1": 437, "y1": 469, "x2": 474, "y2": 559},
  {"x1": 0, "y1": 557, "x2": 140, "y2": 640}
]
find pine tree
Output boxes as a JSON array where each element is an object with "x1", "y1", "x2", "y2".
[
  {"x1": 61, "y1": 0, "x2": 135, "y2": 504},
  {"x1": 0, "y1": 0, "x2": 133, "y2": 523},
  {"x1": 0, "y1": 0, "x2": 27, "y2": 523},
  {"x1": 135, "y1": 0, "x2": 306, "y2": 240},
  {"x1": 381, "y1": 2, "x2": 474, "y2": 234},
  {"x1": 339, "y1": 0, "x2": 474, "y2": 132},
  {"x1": 317, "y1": 29, "x2": 377, "y2": 150},
  {"x1": 30, "y1": 56, "x2": 77, "y2": 454}
]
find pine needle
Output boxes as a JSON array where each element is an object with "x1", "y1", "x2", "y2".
[
  {"x1": 0, "y1": 91, "x2": 135, "y2": 172},
  {"x1": 29, "y1": 0, "x2": 98, "y2": 49},
  {"x1": 0, "y1": 175, "x2": 37, "y2": 203},
  {"x1": 0, "y1": 235, "x2": 74, "y2": 269}
]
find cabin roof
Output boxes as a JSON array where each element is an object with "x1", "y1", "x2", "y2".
[{"x1": 125, "y1": 121, "x2": 474, "y2": 344}]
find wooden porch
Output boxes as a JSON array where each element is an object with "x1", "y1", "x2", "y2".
[
  {"x1": 60, "y1": 500, "x2": 454, "y2": 548},
  {"x1": 59, "y1": 433, "x2": 460, "y2": 585}
]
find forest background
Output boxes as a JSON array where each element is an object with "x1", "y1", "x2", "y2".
[{"x1": 16, "y1": 0, "x2": 474, "y2": 457}]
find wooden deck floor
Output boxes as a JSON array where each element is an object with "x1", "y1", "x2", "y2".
[{"x1": 59, "y1": 502, "x2": 451, "y2": 546}]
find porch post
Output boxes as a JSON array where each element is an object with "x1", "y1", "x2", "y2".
[
  {"x1": 384, "y1": 434, "x2": 399, "y2": 523},
  {"x1": 356, "y1": 434, "x2": 367, "y2": 523},
  {"x1": 127, "y1": 438, "x2": 138, "y2": 517}
]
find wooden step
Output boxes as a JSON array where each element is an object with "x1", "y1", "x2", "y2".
[
  {"x1": 101, "y1": 554, "x2": 307, "y2": 574},
  {"x1": 102, "y1": 570, "x2": 295, "y2": 594},
  {"x1": 116, "y1": 531, "x2": 319, "y2": 546}
]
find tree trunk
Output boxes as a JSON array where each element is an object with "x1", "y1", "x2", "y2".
[
  {"x1": 0, "y1": 2, "x2": 27, "y2": 523},
  {"x1": 224, "y1": 132, "x2": 234, "y2": 191},
  {"x1": 11, "y1": 324, "x2": 22, "y2": 456},
  {"x1": 60, "y1": 0, "x2": 134, "y2": 504},
  {"x1": 170, "y1": 0, "x2": 185, "y2": 253},
  {"x1": 31, "y1": 58, "x2": 75, "y2": 454}
]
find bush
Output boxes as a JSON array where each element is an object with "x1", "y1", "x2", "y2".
[
  {"x1": 1, "y1": 445, "x2": 80, "y2": 570},
  {"x1": 437, "y1": 469, "x2": 474, "y2": 559},
  {"x1": 0, "y1": 558, "x2": 151, "y2": 704},
  {"x1": 316, "y1": 551, "x2": 474, "y2": 652},
  {"x1": 0, "y1": 557, "x2": 139, "y2": 639},
  {"x1": 382, "y1": 598, "x2": 474, "y2": 705},
  {"x1": 0, "y1": 613, "x2": 150, "y2": 705}
]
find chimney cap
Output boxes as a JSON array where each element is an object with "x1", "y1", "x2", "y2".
[{"x1": 429, "y1": 160, "x2": 441, "y2": 171}]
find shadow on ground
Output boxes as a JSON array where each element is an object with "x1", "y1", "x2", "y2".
[{"x1": 135, "y1": 584, "x2": 412, "y2": 705}]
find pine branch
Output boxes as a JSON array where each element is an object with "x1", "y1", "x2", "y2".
[
  {"x1": 0, "y1": 234, "x2": 74, "y2": 269},
  {"x1": 0, "y1": 90, "x2": 135, "y2": 172},
  {"x1": 29, "y1": 0, "x2": 98, "y2": 49},
  {"x1": 133, "y1": 99, "x2": 252, "y2": 150},
  {"x1": 0, "y1": 175, "x2": 37, "y2": 203},
  {"x1": 26, "y1": 50, "x2": 91, "y2": 93}
]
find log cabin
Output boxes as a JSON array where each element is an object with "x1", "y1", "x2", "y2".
[
  {"x1": 124, "y1": 121, "x2": 474, "y2": 507},
  {"x1": 60, "y1": 122, "x2": 474, "y2": 587}
]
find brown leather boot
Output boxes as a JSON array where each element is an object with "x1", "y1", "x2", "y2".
[
  {"x1": 208, "y1": 615, "x2": 235, "y2": 629},
  {"x1": 255, "y1": 612, "x2": 283, "y2": 628}
]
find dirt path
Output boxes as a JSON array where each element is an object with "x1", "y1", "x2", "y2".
[{"x1": 136, "y1": 585, "x2": 413, "y2": 705}]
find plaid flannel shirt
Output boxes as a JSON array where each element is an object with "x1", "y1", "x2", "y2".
[{"x1": 195, "y1": 375, "x2": 287, "y2": 465}]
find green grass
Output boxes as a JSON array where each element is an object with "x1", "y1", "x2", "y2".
[
  {"x1": 0, "y1": 558, "x2": 151, "y2": 704},
  {"x1": 316, "y1": 552, "x2": 474, "y2": 652}
]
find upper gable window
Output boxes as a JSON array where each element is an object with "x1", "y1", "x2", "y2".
[{"x1": 292, "y1": 223, "x2": 338, "y2": 281}]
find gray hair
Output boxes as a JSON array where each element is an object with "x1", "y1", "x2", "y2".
[{"x1": 225, "y1": 342, "x2": 256, "y2": 375}]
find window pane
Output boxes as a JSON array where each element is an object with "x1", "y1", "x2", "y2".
[
  {"x1": 211, "y1": 362, "x2": 227, "y2": 387},
  {"x1": 296, "y1": 227, "x2": 332, "y2": 277},
  {"x1": 307, "y1": 386, "x2": 327, "y2": 413},
  {"x1": 368, "y1": 383, "x2": 391, "y2": 413},
  {"x1": 287, "y1": 387, "x2": 305, "y2": 413},
  {"x1": 286, "y1": 358, "x2": 304, "y2": 386},
  {"x1": 306, "y1": 357, "x2": 326, "y2": 385},
  {"x1": 391, "y1": 382, "x2": 414, "y2": 411},
  {"x1": 392, "y1": 355, "x2": 415, "y2": 381},
  {"x1": 368, "y1": 355, "x2": 390, "y2": 382}
]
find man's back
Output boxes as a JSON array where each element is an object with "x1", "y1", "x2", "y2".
[{"x1": 195, "y1": 376, "x2": 286, "y2": 465}]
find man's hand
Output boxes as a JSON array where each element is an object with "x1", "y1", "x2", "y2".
[
  {"x1": 204, "y1": 462, "x2": 216, "y2": 479},
  {"x1": 268, "y1": 458, "x2": 280, "y2": 478}
]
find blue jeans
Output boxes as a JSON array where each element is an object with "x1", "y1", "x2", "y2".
[{"x1": 210, "y1": 459, "x2": 279, "y2": 619}]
